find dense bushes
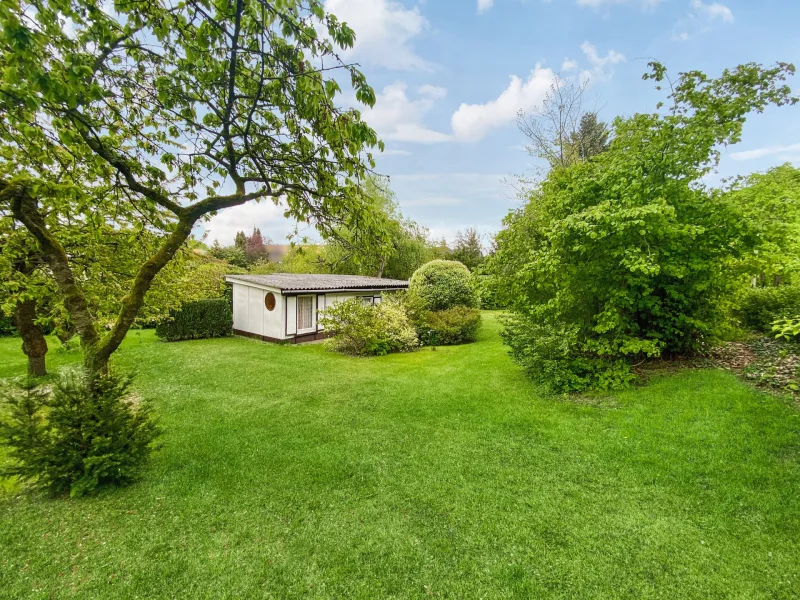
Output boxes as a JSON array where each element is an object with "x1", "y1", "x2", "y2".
[
  {"x1": 155, "y1": 299, "x2": 232, "y2": 341},
  {"x1": 408, "y1": 260, "x2": 478, "y2": 311},
  {"x1": 424, "y1": 307, "x2": 482, "y2": 346},
  {"x1": 489, "y1": 63, "x2": 797, "y2": 393},
  {"x1": 0, "y1": 371, "x2": 160, "y2": 497},
  {"x1": 737, "y1": 286, "x2": 800, "y2": 332},
  {"x1": 319, "y1": 297, "x2": 418, "y2": 356},
  {"x1": 473, "y1": 274, "x2": 506, "y2": 310}
]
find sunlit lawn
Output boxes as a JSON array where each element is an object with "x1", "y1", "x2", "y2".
[{"x1": 1, "y1": 313, "x2": 798, "y2": 598}]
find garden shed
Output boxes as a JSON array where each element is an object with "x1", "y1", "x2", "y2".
[{"x1": 225, "y1": 274, "x2": 409, "y2": 343}]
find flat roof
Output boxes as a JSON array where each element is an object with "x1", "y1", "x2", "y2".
[{"x1": 226, "y1": 274, "x2": 409, "y2": 293}]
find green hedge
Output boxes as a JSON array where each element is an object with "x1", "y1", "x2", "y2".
[
  {"x1": 424, "y1": 307, "x2": 482, "y2": 346},
  {"x1": 155, "y1": 299, "x2": 232, "y2": 341},
  {"x1": 737, "y1": 286, "x2": 800, "y2": 332}
]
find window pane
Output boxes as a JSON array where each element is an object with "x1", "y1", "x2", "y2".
[{"x1": 298, "y1": 297, "x2": 313, "y2": 330}]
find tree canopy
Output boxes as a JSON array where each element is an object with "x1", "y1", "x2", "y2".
[
  {"x1": 492, "y1": 61, "x2": 798, "y2": 392},
  {"x1": 0, "y1": 0, "x2": 387, "y2": 373}
]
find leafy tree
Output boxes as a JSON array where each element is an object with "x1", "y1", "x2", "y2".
[
  {"x1": 492, "y1": 61, "x2": 798, "y2": 392},
  {"x1": 725, "y1": 163, "x2": 800, "y2": 287},
  {"x1": 322, "y1": 176, "x2": 429, "y2": 279},
  {"x1": 234, "y1": 231, "x2": 248, "y2": 251},
  {"x1": 452, "y1": 228, "x2": 484, "y2": 271},
  {"x1": 428, "y1": 237, "x2": 452, "y2": 260},
  {"x1": 0, "y1": 0, "x2": 386, "y2": 375},
  {"x1": 245, "y1": 228, "x2": 271, "y2": 264},
  {"x1": 0, "y1": 221, "x2": 51, "y2": 375}
]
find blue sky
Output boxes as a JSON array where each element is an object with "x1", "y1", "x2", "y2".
[{"x1": 203, "y1": 0, "x2": 800, "y2": 246}]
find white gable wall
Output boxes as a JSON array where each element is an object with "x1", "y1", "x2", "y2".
[{"x1": 231, "y1": 281, "x2": 286, "y2": 340}]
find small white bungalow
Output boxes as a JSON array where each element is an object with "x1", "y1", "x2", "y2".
[{"x1": 225, "y1": 274, "x2": 409, "y2": 343}]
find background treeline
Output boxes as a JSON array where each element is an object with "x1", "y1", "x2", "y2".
[{"x1": 1, "y1": 174, "x2": 494, "y2": 351}]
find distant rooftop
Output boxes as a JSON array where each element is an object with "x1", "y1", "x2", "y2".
[{"x1": 226, "y1": 273, "x2": 409, "y2": 293}]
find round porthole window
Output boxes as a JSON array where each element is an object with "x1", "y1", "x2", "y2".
[{"x1": 265, "y1": 292, "x2": 276, "y2": 311}]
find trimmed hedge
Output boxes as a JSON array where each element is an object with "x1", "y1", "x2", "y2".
[
  {"x1": 425, "y1": 307, "x2": 482, "y2": 346},
  {"x1": 737, "y1": 286, "x2": 800, "y2": 332},
  {"x1": 155, "y1": 299, "x2": 232, "y2": 341},
  {"x1": 408, "y1": 260, "x2": 478, "y2": 311}
]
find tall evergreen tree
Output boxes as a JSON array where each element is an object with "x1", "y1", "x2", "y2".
[
  {"x1": 452, "y1": 228, "x2": 484, "y2": 271},
  {"x1": 570, "y1": 113, "x2": 610, "y2": 160}
]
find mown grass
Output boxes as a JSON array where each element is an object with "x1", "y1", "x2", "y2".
[{"x1": 1, "y1": 313, "x2": 799, "y2": 598}]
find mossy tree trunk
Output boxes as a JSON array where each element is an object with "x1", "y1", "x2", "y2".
[{"x1": 14, "y1": 297, "x2": 48, "y2": 377}]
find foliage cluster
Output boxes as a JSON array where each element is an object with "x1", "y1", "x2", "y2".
[
  {"x1": 155, "y1": 299, "x2": 233, "y2": 342},
  {"x1": 319, "y1": 296, "x2": 418, "y2": 356},
  {"x1": 737, "y1": 285, "x2": 800, "y2": 332},
  {"x1": 491, "y1": 61, "x2": 798, "y2": 392},
  {"x1": 0, "y1": 371, "x2": 160, "y2": 497},
  {"x1": 423, "y1": 307, "x2": 483, "y2": 346},
  {"x1": 209, "y1": 228, "x2": 272, "y2": 269},
  {"x1": 451, "y1": 228, "x2": 485, "y2": 271},
  {"x1": 472, "y1": 273, "x2": 507, "y2": 310},
  {"x1": 408, "y1": 260, "x2": 479, "y2": 312}
]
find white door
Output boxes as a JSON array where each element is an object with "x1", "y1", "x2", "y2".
[{"x1": 297, "y1": 296, "x2": 314, "y2": 334}]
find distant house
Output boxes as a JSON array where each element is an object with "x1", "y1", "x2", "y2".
[
  {"x1": 265, "y1": 244, "x2": 291, "y2": 263},
  {"x1": 226, "y1": 274, "x2": 409, "y2": 343}
]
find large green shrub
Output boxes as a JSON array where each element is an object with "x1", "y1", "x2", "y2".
[
  {"x1": 737, "y1": 286, "x2": 800, "y2": 332},
  {"x1": 0, "y1": 371, "x2": 160, "y2": 497},
  {"x1": 491, "y1": 62, "x2": 797, "y2": 393},
  {"x1": 473, "y1": 274, "x2": 507, "y2": 310},
  {"x1": 408, "y1": 260, "x2": 478, "y2": 311},
  {"x1": 319, "y1": 296, "x2": 418, "y2": 356},
  {"x1": 425, "y1": 307, "x2": 482, "y2": 346},
  {"x1": 155, "y1": 299, "x2": 232, "y2": 341}
]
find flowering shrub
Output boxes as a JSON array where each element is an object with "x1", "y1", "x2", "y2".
[{"x1": 320, "y1": 296, "x2": 418, "y2": 356}]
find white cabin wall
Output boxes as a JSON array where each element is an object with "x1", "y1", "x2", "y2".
[
  {"x1": 246, "y1": 287, "x2": 265, "y2": 336},
  {"x1": 263, "y1": 292, "x2": 284, "y2": 339},
  {"x1": 233, "y1": 284, "x2": 248, "y2": 331}
]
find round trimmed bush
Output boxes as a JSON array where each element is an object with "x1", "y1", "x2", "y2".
[{"x1": 408, "y1": 260, "x2": 478, "y2": 311}]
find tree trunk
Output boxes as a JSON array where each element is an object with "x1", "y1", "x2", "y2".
[
  {"x1": 15, "y1": 298, "x2": 48, "y2": 377},
  {"x1": 5, "y1": 178, "x2": 259, "y2": 378}
]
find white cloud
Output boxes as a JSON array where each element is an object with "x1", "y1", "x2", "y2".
[
  {"x1": 579, "y1": 41, "x2": 626, "y2": 84},
  {"x1": 451, "y1": 66, "x2": 556, "y2": 142},
  {"x1": 561, "y1": 58, "x2": 579, "y2": 72},
  {"x1": 477, "y1": 0, "x2": 495, "y2": 14},
  {"x1": 577, "y1": 0, "x2": 662, "y2": 9},
  {"x1": 690, "y1": 0, "x2": 734, "y2": 23},
  {"x1": 418, "y1": 84, "x2": 448, "y2": 100},
  {"x1": 362, "y1": 82, "x2": 452, "y2": 144},
  {"x1": 448, "y1": 42, "x2": 623, "y2": 141},
  {"x1": 324, "y1": 0, "x2": 431, "y2": 71},
  {"x1": 381, "y1": 148, "x2": 413, "y2": 156},
  {"x1": 673, "y1": 0, "x2": 734, "y2": 40},
  {"x1": 729, "y1": 143, "x2": 800, "y2": 161},
  {"x1": 202, "y1": 199, "x2": 291, "y2": 246}
]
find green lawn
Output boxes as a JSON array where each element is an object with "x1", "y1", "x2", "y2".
[{"x1": 1, "y1": 313, "x2": 799, "y2": 599}]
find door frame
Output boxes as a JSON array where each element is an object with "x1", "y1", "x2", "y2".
[{"x1": 296, "y1": 294, "x2": 315, "y2": 334}]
